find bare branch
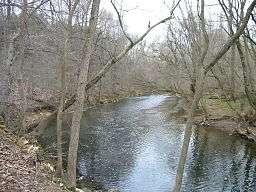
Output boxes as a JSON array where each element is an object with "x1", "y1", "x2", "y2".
[
  {"x1": 110, "y1": 0, "x2": 134, "y2": 45},
  {"x1": 204, "y1": 0, "x2": 256, "y2": 74},
  {"x1": 133, "y1": 0, "x2": 182, "y2": 45},
  {"x1": 62, "y1": 0, "x2": 182, "y2": 111}
]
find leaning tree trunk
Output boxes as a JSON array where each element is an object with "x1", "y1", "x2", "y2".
[
  {"x1": 173, "y1": 0, "x2": 256, "y2": 191},
  {"x1": 67, "y1": 0, "x2": 101, "y2": 189},
  {"x1": 173, "y1": 70, "x2": 206, "y2": 192},
  {"x1": 173, "y1": 0, "x2": 209, "y2": 189}
]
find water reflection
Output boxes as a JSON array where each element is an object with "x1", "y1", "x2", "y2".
[
  {"x1": 42, "y1": 95, "x2": 256, "y2": 191},
  {"x1": 185, "y1": 128, "x2": 256, "y2": 192}
]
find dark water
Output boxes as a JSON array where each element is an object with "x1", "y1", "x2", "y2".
[{"x1": 43, "y1": 95, "x2": 256, "y2": 191}]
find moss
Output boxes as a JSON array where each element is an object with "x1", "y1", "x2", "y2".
[{"x1": 203, "y1": 95, "x2": 250, "y2": 110}]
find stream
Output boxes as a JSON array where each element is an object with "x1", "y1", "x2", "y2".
[{"x1": 42, "y1": 95, "x2": 256, "y2": 192}]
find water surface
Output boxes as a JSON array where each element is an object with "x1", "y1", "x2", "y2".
[{"x1": 44, "y1": 95, "x2": 256, "y2": 191}]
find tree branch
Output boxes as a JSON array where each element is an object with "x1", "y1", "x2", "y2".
[
  {"x1": 204, "y1": 0, "x2": 256, "y2": 74},
  {"x1": 62, "y1": 0, "x2": 182, "y2": 111},
  {"x1": 110, "y1": 0, "x2": 134, "y2": 45}
]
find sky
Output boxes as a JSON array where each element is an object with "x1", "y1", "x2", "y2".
[
  {"x1": 100, "y1": 0, "x2": 176, "y2": 41},
  {"x1": 100, "y1": 0, "x2": 220, "y2": 42}
]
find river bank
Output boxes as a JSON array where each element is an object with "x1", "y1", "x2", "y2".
[
  {"x1": 26, "y1": 90, "x2": 159, "y2": 132},
  {"x1": 0, "y1": 121, "x2": 119, "y2": 192},
  {"x1": 168, "y1": 95, "x2": 256, "y2": 142},
  {"x1": 197, "y1": 98, "x2": 256, "y2": 142},
  {"x1": 0, "y1": 124, "x2": 68, "y2": 192}
]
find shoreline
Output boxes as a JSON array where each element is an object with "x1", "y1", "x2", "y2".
[
  {"x1": 167, "y1": 95, "x2": 256, "y2": 142},
  {"x1": 195, "y1": 117, "x2": 256, "y2": 142},
  {"x1": 26, "y1": 90, "x2": 163, "y2": 133}
]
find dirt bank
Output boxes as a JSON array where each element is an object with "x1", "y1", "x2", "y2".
[
  {"x1": 168, "y1": 96, "x2": 256, "y2": 141},
  {"x1": 0, "y1": 125, "x2": 68, "y2": 192}
]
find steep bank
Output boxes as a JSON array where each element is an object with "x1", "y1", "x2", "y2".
[
  {"x1": 0, "y1": 124, "x2": 119, "y2": 192},
  {"x1": 0, "y1": 125, "x2": 68, "y2": 192},
  {"x1": 198, "y1": 97, "x2": 256, "y2": 141}
]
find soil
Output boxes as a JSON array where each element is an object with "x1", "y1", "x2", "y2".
[
  {"x1": 170, "y1": 97, "x2": 256, "y2": 141},
  {"x1": 0, "y1": 125, "x2": 68, "y2": 192}
]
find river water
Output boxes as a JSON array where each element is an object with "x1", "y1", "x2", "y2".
[{"x1": 43, "y1": 95, "x2": 256, "y2": 191}]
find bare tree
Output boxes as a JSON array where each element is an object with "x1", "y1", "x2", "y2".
[
  {"x1": 173, "y1": 0, "x2": 256, "y2": 191},
  {"x1": 173, "y1": 0, "x2": 209, "y2": 190},
  {"x1": 56, "y1": 0, "x2": 80, "y2": 177},
  {"x1": 219, "y1": 0, "x2": 256, "y2": 112},
  {"x1": 67, "y1": 0, "x2": 101, "y2": 188}
]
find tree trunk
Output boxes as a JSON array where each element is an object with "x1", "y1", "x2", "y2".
[
  {"x1": 173, "y1": 1, "x2": 209, "y2": 189},
  {"x1": 173, "y1": 1, "x2": 256, "y2": 191},
  {"x1": 236, "y1": 40, "x2": 256, "y2": 111},
  {"x1": 17, "y1": 0, "x2": 29, "y2": 135},
  {"x1": 228, "y1": 1, "x2": 236, "y2": 99},
  {"x1": 56, "y1": 99, "x2": 64, "y2": 176},
  {"x1": 2, "y1": 19, "x2": 20, "y2": 131},
  {"x1": 56, "y1": 14, "x2": 68, "y2": 180},
  {"x1": 173, "y1": 70, "x2": 205, "y2": 192},
  {"x1": 67, "y1": 0, "x2": 101, "y2": 189},
  {"x1": 56, "y1": 0, "x2": 81, "y2": 177}
]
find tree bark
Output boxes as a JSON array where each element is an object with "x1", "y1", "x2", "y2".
[
  {"x1": 17, "y1": 0, "x2": 29, "y2": 135},
  {"x1": 67, "y1": 0, "x2": 101, "y2": 189},
  {"x1": 56, "y1": 0, "x2": 80, "y2": 178},
  {"x1": 2, "y1": 0, "x2": 20, "y2": 131}
]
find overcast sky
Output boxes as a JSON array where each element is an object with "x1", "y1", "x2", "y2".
[{"x1": 100, "y1": 0, "x2": 220, "y2": 41}]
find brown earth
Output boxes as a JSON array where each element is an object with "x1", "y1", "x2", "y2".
[
  {"x1": 0, "y1": 125, "x2": 68, "y2": 192},
  {"x1": 167, "y1": 96, "x2": 256, "y2": 141},
  {"x1": 195, "y1": 98, "x2": 256, "y2": 141}
]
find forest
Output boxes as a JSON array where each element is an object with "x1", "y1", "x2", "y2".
[{"x1": 0, "y1": 0, "x2": 256, "y2": 192}]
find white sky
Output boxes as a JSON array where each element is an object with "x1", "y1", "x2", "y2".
[
  {"x1": 101, "y1": 0, "x2": 169, "y2": 34},
  {"x1": 100, "y1": 0, "x2": 220, "y2": 42}
]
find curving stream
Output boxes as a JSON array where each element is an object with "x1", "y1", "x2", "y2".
[{"x1": 43, "y1": 95, "x2": 256, "y2": 191}]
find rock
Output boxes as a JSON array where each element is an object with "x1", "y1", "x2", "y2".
[
  {"x1": 247, "y1": 127, "x2": 256, "y2": 141},
  {"x1": 79, "y1": 187, "x2": 92, "y2": 192},
  {"x1": 108, "y1": 189, "x2": 119, "y2": 192}
]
